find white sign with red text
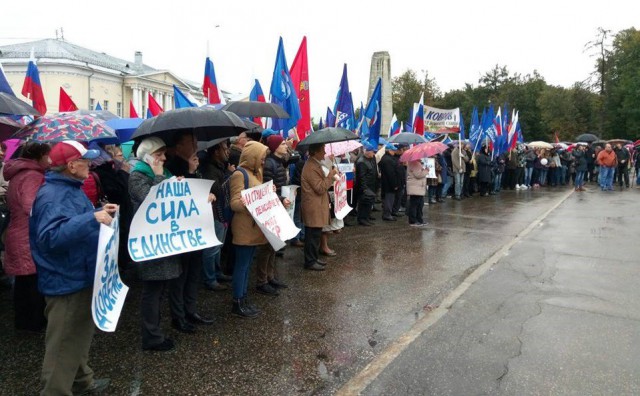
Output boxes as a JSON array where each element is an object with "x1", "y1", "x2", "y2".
[
  {"x1": 333, "y1": 174, "x2": 352, "y2": 220},
  {"x1": 242, "y1": 180, "x2": 300, "y2": 250}
]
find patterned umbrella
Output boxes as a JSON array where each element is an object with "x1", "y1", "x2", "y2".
[
  {"x1": 325, "y1": 140, "x2": 362, "y2": 158},
  {"x1": 400, "y1": 142, "x2": 448, "y2": 162},
  {"x1": 13, "y1": 113, "x2": 118, "y2": 143}
]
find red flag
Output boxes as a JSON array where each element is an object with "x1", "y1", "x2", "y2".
[
  {"x1": 129, "y1": 100, "x2": 139, "y2": 118},
  {"x1": 289, "y1": 36, "x2": 311, "y2": 139},
  {"x1": 148, "y1": 93, "x2": 163, "y2": 117},
  {"x1": 58, "y1": 87, "x2": 78, "y2": 112},
  {"x1": 21, "y1": 59, "x2": 47, "y2": 115}
]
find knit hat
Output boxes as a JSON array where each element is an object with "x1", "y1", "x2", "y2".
[
  {"x1": 49, "y1": 140, "x2": 100, "y2": 167},
  {"x1": 266, "y1": 134, "x2": 284, "y2": 153},
  {"x1": 136, "y1": 136, "x2": 166, "y2": 158}
]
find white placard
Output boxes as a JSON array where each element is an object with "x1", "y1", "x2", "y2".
[
  {"x1": 128, "y1": 178, "x2": 220, "y2": 262},
  {"x1": 423, "y1": 158, "x2": 437, "y2": 178},
  {"x1": 281, "y1": 185, "x2": 299, "y2": 220},
  {"x1": 242, "y1": 180, "x2": 300, "y2": 250},
  {"x1": 424, "y1": 106, "x2": 460, "y2": 133},
  {"x1": 92, "y1": 211, "x2": 129, "y2": 332},
  {"x1": 333, "y1": 174, "x2": 352, "y2": 220}
]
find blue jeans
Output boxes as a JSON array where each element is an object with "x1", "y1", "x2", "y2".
[
  {"x1": 232, "y1": 245, "x2": 256, "y2": 299},
  {"x1": 575, "y1": 171, "x2": 585, "y2": 188},
  {"x1": 524, "y1": 167, "x2": 533, "y2": 186},
  {"x1": 538, "y1": 169, "x2": 548, "y2": 185},
  {"x1": 600, "y1": 166, "x2": 615, "y2": 190},
  {"x1": 202, "y1": 220, "x2": 227, "y2": 286},
  {"x1": 559, "y1": 165, "x2": 568, "y2": 185},
  {"x1": 442, "y1": 176, "x2": 453, "y2": 197},
  {"x1": 454, "y1": 172, "x2": 464, "y2": 198},
  {"x1": 493, "y1": 173, "x2": 503, "y2": 192},
  {"x1": 292, "y1": 193, "x2": 304, "y2": 242}
]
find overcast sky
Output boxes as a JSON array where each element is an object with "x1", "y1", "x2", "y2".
[{"x1": 2, "y1": 0, "x2": 638, "y2": 121}]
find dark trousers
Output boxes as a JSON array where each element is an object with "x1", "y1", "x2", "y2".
[
  {"x1": 463, "y1": 173, "x2": 472, "y2": 196},
  {"x1": 255, "y1": 244, "x2": 276, "y2": 286},
  {"x1": 515, "y1": 167, "x2": 524, "y2": 186},
  {"x1": 617, "y1": 166, "x2": 630, "y2": 187},
  {"x1": 141, "y1": 280, "x2": 169, "y2": 349},
  {"x1": 479, "y1": 181, "x2": 490, "y2": 195},
  {"x1": 170, "y1": 251, "x2": 201, "y2": 321},
  {"x1": 407, "y1": 195, "x2": 424, "y2": 224},
  {"x1": 382, "y1": 191, "x2": 395, "y2": 218},
  {"x1": 303, "y1": 227, "x2": 322, "y2": 268},
  {"x1": 505, "y1": 168, "x2": 517, "y2": 189},
  {"x1": 14, "y1": 274, "x2": 46, "y2": 331},
  {"x1": 357, "y1": 189, "x2": 375, "y2": 222}
]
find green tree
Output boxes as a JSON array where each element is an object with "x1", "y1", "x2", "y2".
[{"x1": 391, "y1": 69, "x2": 440, "y2": 125}]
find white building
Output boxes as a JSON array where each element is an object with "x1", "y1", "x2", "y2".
[{"x1": 0, "y1": 38, "x2": 232, "y2": 116}]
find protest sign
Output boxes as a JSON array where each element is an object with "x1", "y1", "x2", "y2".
[
  {"x1": 128, "y1": 178, "x2": 220, "y2": 262},
  {"x1": 281, "y1": 185, "x2": 299, "y2": 220},
  {"x1": 424, "y1": 106, "x2": 460, "y2": 133},
  {"x1": 423, "y1": 158, "x2": 437, "y2": 178},
  {"x1": 333, "y1": 173, "x2": 352, "y2": 220},
  {"x1": 242, "y1": 180, "x2": 300, "y2": 250},
  {"x1": 92, "y1": 211, "x2": 128, "y2": 332}
]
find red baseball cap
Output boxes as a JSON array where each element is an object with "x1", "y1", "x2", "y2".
[{"x1": 49, "y1": 140, "x2": 100, "y2": 167}]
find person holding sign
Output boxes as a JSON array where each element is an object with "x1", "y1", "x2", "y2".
[
  {"x1": 230, "y1": 141, "x2": 270, "y2": 318},
  {"x1": 30, "y1": 140, "x2": 116, "y2": 396},
  {"x1": 301, "y1": 144, "x2": 338, "y2": 271},
  {"x1": 128, "y1": 137, "x2": 182, "y2": 351}
]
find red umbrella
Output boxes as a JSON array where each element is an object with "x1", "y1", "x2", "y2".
[{"x1": 400, "y1": 142, "x2": 448, "y2": 162}]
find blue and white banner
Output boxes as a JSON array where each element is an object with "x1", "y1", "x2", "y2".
[
  {"x1": 128, "y1": 178, "x2": 220, "y2": 262},
  {"x1": 92, "y1": 211, "x2": 128, "y2": 332}
]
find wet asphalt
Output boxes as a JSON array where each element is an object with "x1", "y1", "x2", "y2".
[{"x1": 1, "y1": 184, "x2": 625, "y2": 395}]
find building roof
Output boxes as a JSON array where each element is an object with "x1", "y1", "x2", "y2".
[{"x1": 0, "y1": 38, "x2": 156, "y2": 75}]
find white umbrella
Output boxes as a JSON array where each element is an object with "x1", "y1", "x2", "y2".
[{"x1": 527, "y1": 141, "x2": 553, "y2": 149}]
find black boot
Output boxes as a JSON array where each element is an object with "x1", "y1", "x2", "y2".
[
  {"x1": 242, "y1": 296, "x2": 261, "y2": 316},
  {"x1": 231, "y1": 299, "x2": 258, "y2": 319}
]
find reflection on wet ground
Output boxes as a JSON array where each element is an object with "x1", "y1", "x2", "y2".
[{"x1": 1, "y1": 188, "x2": 570, "y2": 395}]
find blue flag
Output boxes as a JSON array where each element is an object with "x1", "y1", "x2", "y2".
[
  {"x1": 326, "y1": 107, "x2": 336, "y2": 128},
  {"x1": 269, "y1": 37, "x2": 301, "y2": 133},
  {"x1": 459, "y1": 112, "x2": 466, "y2": 141},
  {"x1": 95, "y1": 102, "x2": 102, "y2": 111},
  {"x1": 318, "y1": 117, "x2": 324, "y2": 130},
  {"x1": 0, "y1": 62, "x2": 14, "y2": 96},
  {"x1": 333, "y1": 64, "x2": 355, "y2": 130},
  {"x1": 469, "y1": 106, "x2": 481, "y2": 147},
  {"x1": 363, "y1": 78, "x2": 382, "y2": 147},
  {"x1": 173, "y1": 85, "x2": 196, "y2": 108}
]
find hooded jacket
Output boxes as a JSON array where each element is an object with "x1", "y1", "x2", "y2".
[
  {"x1": 3, "y1": 159, "x2": 46, "y2": 276},
  {"x1": 29, "y1": 172, "x2": 100, "y2": 296},
  {"x1": 230, "y1": 141, "x2": 268, "y2": 246}
]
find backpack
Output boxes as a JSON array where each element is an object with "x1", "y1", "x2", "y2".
[{"x1": 215, "y1": 167, "x2": 249, "y2": 225}]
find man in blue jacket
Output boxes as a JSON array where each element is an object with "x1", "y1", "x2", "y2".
[{"x1": 30, "y1": 140, "x2": 117, "y2": 396}]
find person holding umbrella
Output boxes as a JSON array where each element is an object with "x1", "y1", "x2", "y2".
[
  {"x1": 355, "y1": 143, "x2": 378, "y2": 226},
  {"x1": 129, "y1": 137, "x2": 182, "y2": 351},
  {"x1": 301, "y1": 143, "x2": 338, "y2": 271},
  {"x1": 30, "y1": 140, "x2": 116, "y2": 395}
]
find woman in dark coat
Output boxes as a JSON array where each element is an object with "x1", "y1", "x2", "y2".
[
  {"x1": 128, "y1": 137, "x2": 181, "y2": 351},
  {"x1": 476, "y1": 145, "x2": 493, "y2": 196},
  {"x1": 572, "y1": 144, "x2": 588, "y2": 191}
]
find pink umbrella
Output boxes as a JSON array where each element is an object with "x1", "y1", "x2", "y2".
[
  {"x1": 400, "y1": 142, "x2": 448, "y2": 162},
  {"x1": 325, "y1": 140, "x2": 362, "y2": 158},
  {"x1": 3, "y1": 139, "x2": 21, "y2": 160}
]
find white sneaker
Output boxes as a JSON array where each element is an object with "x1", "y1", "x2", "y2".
[{"x1": 515, "y1": 184, "x2": 521, "y2": 189}]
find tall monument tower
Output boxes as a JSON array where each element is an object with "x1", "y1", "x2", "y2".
[{"x1": 368, "y1": 51, "x2": 392, "y2": 137}]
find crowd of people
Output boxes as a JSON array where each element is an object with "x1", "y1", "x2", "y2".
[{"x1": 0, "y1": 129, "x2": 637, "y2": 395}]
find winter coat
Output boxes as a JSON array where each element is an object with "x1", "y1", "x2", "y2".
[
  {"x1": 3, "y1": 159, "x2": 46, "y2": 276},
  {"x1": 80, "y1": 172, "x2": 101, "y2": 207},
  {"x1": 476, "y1": 152, "x2": 493, "y2": 183},
  {"x1": 406, "y1": 161, "x2": 429, "y2": 196},
  {"x1": 301, "y1": 157, "x2": 333, "y2": 228},
  {"x1": 573, "y1": 149, "x2": 588, "y2": 172},
  {"x1": 200, "y1": 158, "x2": 228, "y2": 222},
  {"x1": 263, "y1": 153, "x2": 288, "y2": 195},
  {"x1": 615, "y1": 147, "x2": 630, "y2": 168},
  {"x1": 379, "y1": 153, "x2": 401, "y2": 193},
  {"x1": 230, "y1": 141, "x2": 268, "y2": 246},
  {"x1": 355, "y1": 155, "x2": 377, "y2": 195},
  {"x1": 525, "y1": 150, "x2": 537, "y2": 168},
  {"x1": 128, "y1": 163, "x2": 181, "y2": 281},
  {"x1": 29, "y1": 172, "x2": 100, "y2": 296},
  {"x1": 93, "y1": 162, "x2": 133, "y2": 231},
  {"x1": 451, "y1": 146, "x2": 468, "y2": 174}
]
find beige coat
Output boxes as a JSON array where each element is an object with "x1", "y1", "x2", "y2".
[
  {"x1": 406, "y1": 161, "x2": 429, "y2": 196},
  {"x1": 451, "y1": 146, "x2": 468, "y2": 174},
  {"x1": 301, "y1": 158, "x2": 332, "y2": 228},
  {"x1": 230, "y1": 141, "x2": 269, "y2": 246}
]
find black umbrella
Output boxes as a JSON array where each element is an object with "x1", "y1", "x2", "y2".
[
  {"x1": 222, "y1": 101, "x2": 289, "y2": 119},
  {"x1": 575, "y1": 133, "x2": 600, "y2": 143},
  {"x1": 387, "y1": 132, "x2": 428, "y2": 145},
  {"x1": 0, "y1": 92, "x2": 40, "y2": 116},
  {"x1": 197, "y1": 137, "x2": 229, "y2": 152},
  {"x1": 130, "y1": 107, "x2": 247, "y2": 142},
  {"x1": 297, "y1": 127, "x2": 359, "y2": 147},
  {"x1": 0, "y1": 116, "x2": 23, "y2": 140}
]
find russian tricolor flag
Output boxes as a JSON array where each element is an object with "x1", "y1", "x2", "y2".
[
  {"x1": 345, "y1": 171, "x2": 354, "y2": 190},
  {"x1": 249, "y1": 78, "x2": 265, "y2": 126},
  {"x1": 203, "y1": 57, "x2": 224, "y2": 105},
  {"x1": 21, "y1": 54, "x2": 47, "y2": 115},
  {"x1": 388, "y1": 114, "x2": 401, "y2": 137},
  {"x1": 412, "y1": 93, "x2": 424, "y2": 136}
]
